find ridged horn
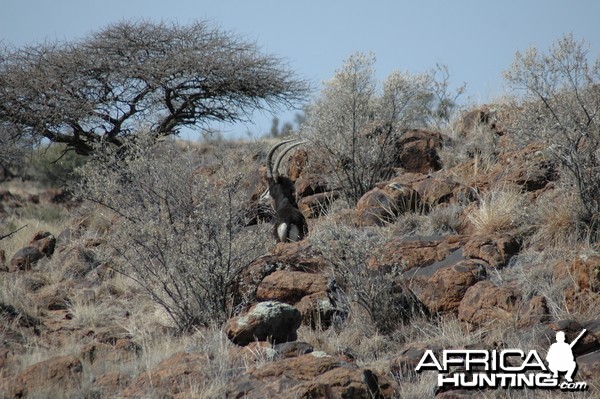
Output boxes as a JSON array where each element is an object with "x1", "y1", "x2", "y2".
[{"x1": 266, "y1": 138, "x2": 301, "y2": 179}]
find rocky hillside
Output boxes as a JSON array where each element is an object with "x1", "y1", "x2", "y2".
[{"x1": 0, "y1": 107, "x2": 599, "y2": 398}]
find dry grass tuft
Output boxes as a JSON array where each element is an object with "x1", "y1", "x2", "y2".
[{"x1": 467, "y1": 188, "x2": 525, "y2": 235}]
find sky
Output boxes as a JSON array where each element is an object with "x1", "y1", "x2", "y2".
[{"x1": 2, "y1": 0, "x2": 599, "y2": 139}]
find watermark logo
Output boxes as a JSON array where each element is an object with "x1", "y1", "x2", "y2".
[{"x1": 415, "y1": 329, "x2": 588, "y2": 391}]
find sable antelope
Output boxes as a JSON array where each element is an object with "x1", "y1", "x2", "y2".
[{"x1": 264, "y1": 138, "x2": 308, "y2": 243}]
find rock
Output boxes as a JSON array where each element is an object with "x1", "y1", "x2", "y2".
[
  {"x1": 458, "y1": 281, "x2": 549, "y2": 327},
  {"x1": 9, "y1": 231, "x2": 56, "y2": 272},
  {"x1": 226, "y1": 352, "x2": 397, "y2": 398},
  {"x1": 93, "y1": 371, "x2": 132, "y2": 398},
  {"x1": 408, "y1": 259, "x2": 488, "y2": 314},
  {"x1": 9, "y1": 355, "x2": 83, "y2": 398},
  {"x1": 9, "y1": 247, "x2": 45, "y2": 272},
  {"x1": 256, "y1": 271, "x2": 331, "y2": 304},
  {"x1": 385, "y1": 173, "x2": 475, "y2": 211},
  {"x1": 395, "y1": 129, "x2": 444, "y2": 174},
  {"x1": 355, "y1": 184, "x2": 420, "y2": 227},
  {"x1": 462, "y1": 233, "x2": 522, "y2": 268},
  {"x1": 539, "y1": 320, "x2": 600, "y2": 357},
  {"x1": 272, "y1": 341, "x2": 314, "y2": 359},
  {"x1": 299, "y1": 191, "x2": 340, "y2": 218},
  {"x1": 577, "y1": 350, "x2": 600, "y2": 382},
  {"x1": 553, "y1": 254, "x2": 600, "y2": 293},
  {"x1": 294, "y1": 173, "x2": 332, "y2": 199},
  {"x1": 226, "y1": 301, "x2": 302, "y2": 346},
  {"x1": 552, "y1": 254, "x2": 600, "y2": 315},
  {"x1": 471, "y1": 143, "x2": 558, "y2": 192},
  {"x1": 234, "y1": 242, "x2": 327, "y2": 308},
  {"x1": 295, "y1": 291, "x2": 341, "y2": 329},
  {"x1": 372, "y1": 235, "x2": 468, "y2": 274},
  {"x1": 121, "y1": 351, "x2": 208, "y2": 398},
  {"x1": 255, "y1": 270, "x2": 341, "y2": 328},
  {"x1": 390, "y1": 344, "x2": 443, "y2": 379}
]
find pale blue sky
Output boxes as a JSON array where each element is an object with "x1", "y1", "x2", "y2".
[{"x1": 2, "y1": 1, "x2": 599, "y2": 139}]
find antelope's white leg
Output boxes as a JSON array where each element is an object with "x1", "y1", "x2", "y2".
[{"x1": 277, "y1": 223, "x2": 289, "y2": 242}]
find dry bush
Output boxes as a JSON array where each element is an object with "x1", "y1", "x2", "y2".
[
  {"x1": 504, "y1": 34, "x2": 600, "y2": 241},
  {"x1": 73, "y1": 137, "x2": 269, "y2": 332},
  {"x1": 310, "y1": 222, "x2": 427, "y2": 335},
  {"x1": 440, "y1": 118, "x2": 500, "y2": 175},
  {"x1": 529, "y1": 185, "x2": 596, "y2": 248},
  {"x1": 301, "y1": 53, "x2": 462, "y2": 205}
]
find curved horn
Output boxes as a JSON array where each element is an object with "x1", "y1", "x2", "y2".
[
  {"x1": 266, "y1": 138, "x2": 301, "y2": 179},
  {"x1": 273, "y1": 140, "x2": 307, "y2": 178}
]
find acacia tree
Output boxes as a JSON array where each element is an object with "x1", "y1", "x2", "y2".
[
  {"x1": 0, "y1": 20, "x2": 308, "y2": 155},
  {"x1": 503, "y1": 34, "x2": 600, "y2": 238}
]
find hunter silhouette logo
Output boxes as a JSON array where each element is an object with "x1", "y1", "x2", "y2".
[
  {"x1": 546, "y1": 329, "x2": 586, "y2": 383},
  {"x1": 415, "y1": 329, "x2": 588, "y2": 391}
]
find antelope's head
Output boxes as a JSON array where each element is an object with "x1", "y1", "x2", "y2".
[{"x1": 262, "y1": 138, "x2": 306, "y2": 208}]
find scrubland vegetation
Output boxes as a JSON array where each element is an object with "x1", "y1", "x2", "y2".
[{"x1": 0, "y1": 21, "x2": 599, "y2": 398}]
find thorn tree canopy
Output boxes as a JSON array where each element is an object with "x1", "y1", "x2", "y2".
[{"x1": 0, "y1": 20, "x2": 309, "y2": 155}]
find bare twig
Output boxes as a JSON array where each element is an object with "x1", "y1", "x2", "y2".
[{"x1": 0, "y1": 224, "x2": 27, "y2": 241}]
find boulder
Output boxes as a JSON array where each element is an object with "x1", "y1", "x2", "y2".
[
  {"x1": 9, "y1": 231, "x2": 56, "y2": 272},
  {"x1": 299, "y1": 191, "x2": 340, "y2": 218},
  {"x1": 577, "y1": 350, "x2": 600, "y2": 383},
  {"x1": 462, "y1": 233, "x2": 522, "y2": 269},
  {"x1": 458, "y1": 281, "x2": 549, "y2": 327},
  {"x1": 408, "y1": 259, "x2": 488, "y2": 314},
  {"x1": 234, "y1": 242, "x2": 328, "y2": 308},
  {"x1": 294, "y1": 173, "x2": 332, "y2": 199},
  {"x1": 395, "y1": 129, "x2": 445, "y2": 174},
  {"x1": 121, "y1": 351, "x2": 208, "y2": 398},
  {"x1": 552, "y1": 254, "x2": 600, "y2": 315},
  {"x1": 371, "y1": 235, "x2": 468, "y2": 274},
  {"x1": 9, "y1": 355, "x2": 83, "y2": 398},
  {"x1": 226, "y1": 352, "x2": 397, "y2": 398},
  {"x1": 226, "y1": 301, "x2": 302, "y2": 346},
  {"x1": 256, "y1": 270, "x2": 331, "y2": 304},
  {"x1": 355, "y1": 184, "x2": 420, "y2": 227}
]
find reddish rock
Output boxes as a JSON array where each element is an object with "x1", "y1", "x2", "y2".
[
  {"x1": 286, "y1": 148, "x2": 309, "y2": 181},
  {"x1": 299, "y1": 191, "x2": 340, "y2": 218},
  {"x1": 462, "y1": 233, "x2": 522, "y2": 268},
  {"x1": 94, "y1": 371, "x2": 132, "y2": 398},
  {"x1": 388, "y1": 173, "x2": 473, "y2": 208},
  {"x1": 355, "y1": 185, "x2": 420, "y2": 227},
  {"x1": 390, "y1": 344, "x2": 443, "y2": 378},
  {"x1": 256, "y1": 271, "x2": 331, "y2": 304},
  {"x1": 395, "y1": 129, "x2": 444, "y2": 174},
  {"x1": 9, "y1": 231, "x2": 56, "y2": 272},
  {"x1": 295, "y1": 291, "x2": 340, "y2": 329},
  {"x1": 552, "y1": 254, "x2": 600, "y2": 315},
  {"x1": 122, "y1": 351, "x2": 208, "y2": 398},
  {"x1": 458, "y1": 281, "x2": 548, "y2": 327},
  {"x1": 256, "y1": 271, "x2": 339, "y2": 329},
  {"x1": 408, "y1": 260, "x2": 488, "y2": 314},
  {"x1": 226, "y1": 352, "x2": 397, "y2": 398},
  {"x1": 577, "y1": 350, "x2": 600, "y2": 382},
  {"x1": 470, "y1": 143, "x2": 558, "y2": 192},
  {"x1": 9, "y1": 355, "x2": 83, "y2": 398},
  {"x1": 226, "y1": 301, "x2": 302, "y2": 346},
  {"x1": 542, "y1": 320, "x2": 600, "y2": 357},
  {"x1": 553, "y1": 254, "x2": 600, "y2": 293},
  {"x1": 235, "y1": 242, "x2": 327, "y2": 308},
  {"x1": 294, "y1": 173, "x2": 332, "y2": 199},
  {"x1": 371, "y1": 235, "x2": 468, "y2": 274}
]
